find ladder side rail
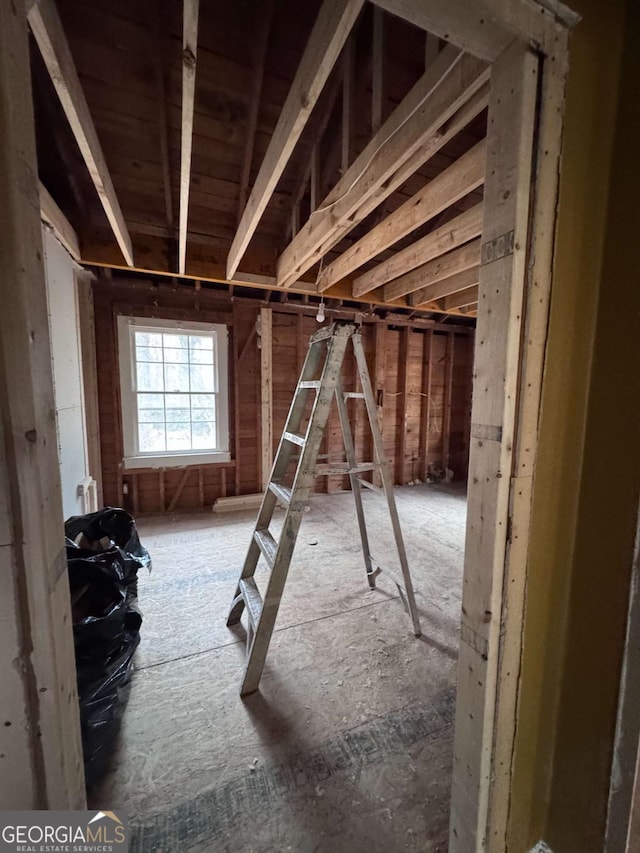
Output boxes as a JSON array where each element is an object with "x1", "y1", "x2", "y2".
[
  {"x1": 334, "y1": 375, "x2": 375, "y2": 584},
  {"x1": 240, "y1": 329, "x2": 353, "y2": 694},
  {"x1": 352, "y1": 333, "x2": 422, "y2": 637}
]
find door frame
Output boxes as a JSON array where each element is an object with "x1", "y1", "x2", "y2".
[{"x1": 371, "y1": 1, "x2": 576, "y2": 849}]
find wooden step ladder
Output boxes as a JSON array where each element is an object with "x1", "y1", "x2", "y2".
[{"x1": 227, "y1": 321, "x2": 422, "y2": 695}]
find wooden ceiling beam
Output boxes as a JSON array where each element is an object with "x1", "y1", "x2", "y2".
[
  {"x1": 353, "y1": 200, "x2": 483, "y2": 296},
  {"x1": 178, "y1": 0, "x2": 199, "y2": 275},
  {"x1": 226, "y1": 0, "x2": 365, "y2": 280},
  {"x1": 439, "y1": 284, "x2": 479, "y2": 310},
  {"x1": 28, "y1": 0, "x2": 134, "y2": 266},
  {"x1": 370, "y1": 0, "x2": 576, "y2": 61},
  {"x1": 277, "y1": 46, "x2": 489, "y2": 288},
  {"x1": 237, "y1": 0, "x2": 273, "y2": 224},
  {"x1": 405, "y1": 259, "x2": 481, "y2": 306},
  {"x1": 321, "y1": 139, "x2": 486, "y2": 292}
]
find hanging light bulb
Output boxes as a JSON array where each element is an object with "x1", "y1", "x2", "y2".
[{"x1": 316, "y1": 298, "x2": 326, "y2": 323}]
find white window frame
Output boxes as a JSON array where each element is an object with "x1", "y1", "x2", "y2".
[{"x1": 117, "y1": 315, "x2": 230, "y2": 469}]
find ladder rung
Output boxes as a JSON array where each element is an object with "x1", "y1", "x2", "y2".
[
  {"x1": 343, "y1": 392, "x2": 365, "y2": 399},
  {"x1": 254, "y1": 529, "x2": 278, "y2": 567},
  {"x1": 283, "y1": 431, "x2": 306, "y2": 447},
  {"x1": 268, "y1": 482, "x2": 292, "y2": 506},
  {"x1": 315, "y1": 462, "x2": 378, "y2": 476},
  {"x1": 298, "y1": 380, "x2": 321, "y2": 390},
  {"x1": 239, "y1": 578, "x2": 263, "y2": 628}
]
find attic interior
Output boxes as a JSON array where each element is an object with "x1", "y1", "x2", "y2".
[{"x1": 3, "y1": 0, "x2": 640, "y2": 851}]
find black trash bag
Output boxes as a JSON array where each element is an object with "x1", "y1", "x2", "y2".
[{"x1": 64, "y1": 507, "x2": 149, "y2": 790}]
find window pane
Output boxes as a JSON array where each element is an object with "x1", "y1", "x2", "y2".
[
  {"x1": 138, "y1": 406, "x2": 164, "y2": 423},
  {"x1": 135, "y1": 331, "x2": 162, "y2": 348},
  {"x1": 163, "y1": 333, "x2": 188, "y2": 350},
  {"x1": 164, "y1": 363, "x2": 190, "y2": 392},
  {"x1": 166, "y1": 422, "x2": 191, "y2": 450},
  {"x1": 192, "y1": 408, "x2": 214, "y2": 423},
  {"x1": 192, "y1": 421, "x2": 216, "y2": 449},
  {"x1": 136, "y1": 345, "x2": 163, "y2": 363},
  {"x1": 189, "y1": 335, "x2": 213, "y2": 351},
  {"x1": 165, "y1": 408, "x2": 190, "y2": 423},
  {"x1": 163, "y1": 347, "x2": 189, "y2": 364},
  {"x1": 190, "y1": 347, "x2": 214, "y2": 365},
  {"x1": 165, "y1": 394, "x2": 190, "y2": 423},
  {"x1": 137, "y1": 361, "x2": 164, "y2": 392},
  {"x1": 139, "y1": 422, "x2": 166, "y2": 452},
  {"x1": 190, "y1": 363, "x2": 215, "y2": 392}
]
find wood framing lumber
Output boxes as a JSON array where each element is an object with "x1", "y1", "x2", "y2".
[
  {"x1": 321, "y1": 140, "x2": 486, "y2": 292},
  {"x1": 178, "y1": 0, "x2": 199, "y2": 274},
  {"x1": 404, "y1": 255, "x2": 480, "y2": 305},
  {"x1": 353, "y1": 200, "x2": 483, "y2": 296},
  {"x1": 1, "y1": 0, "x2": 85, "y2": 807},
  {"x1": 440, "y1": 284, "x2": 479, "y2": 310},
  {"x1": 237, "y1": 0, "x2": 273, "y2": 223},
  {"x1": 213, "y1": 494, "x2": 264, "y2": 513},
  {"x1": 226, "y1": 0, "x2": 365, "y2": 279},
  {"x1": 148, "y1": 0, "x2": 174, "y2": 229},
  {"x1": 341, "y1": 37, "x2": 356, "y2": 172},
  {"x1": 371, "y1": 0, "x2": 577, "y2": 62},
  {"x1": 277, "y1": 46, "x2": 489, "y2": 288},
  {"x1": 39, "y1": 181, "x2": 80, "y2": 260},
  {"x1": 259, "y1": 307, "x2": 273, "y2": 489},
  {"x1": 439, "y1": 284, "x2": 478, "y2": 311},
  {"x1": 28, "y1": 0, "x2": 134, "y2": 266},
  {"x1": 372, "y1": 6, "x2": 384, "y2": 132},
  {"x1": 449, "y1": 42, "x2": 539, "y2": 851}
]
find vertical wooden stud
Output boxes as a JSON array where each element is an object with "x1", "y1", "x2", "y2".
[
  {"x1": 442, "y1": 331, "x2": 454, "y2": 473},
  {"x1": 260, "y1": 307, "x2": 273, "y2": 490},
  {"x1": 373, "y1": 322, "x2": 386, "y2": 487},
  {"x1": 0, "y1": 0, "x2": 85, "y2": 808},
  {"x1": 449, "y1": 42, "x2": 539, "y2": 852},
  {"x1": 419, "y1": 329, "x2": 434, "y2": 481},
  {"x1": 396, "y1": 326, "x2": 410, "y2": 484}
]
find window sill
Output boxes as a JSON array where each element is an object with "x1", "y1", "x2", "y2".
[{"x1": 123, "y1": 451, "x2": 231, "y2": 470}]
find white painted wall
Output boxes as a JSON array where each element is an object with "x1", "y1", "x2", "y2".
[{"x1": 42, "y1": 225, "x2": 90, "y2": 519}]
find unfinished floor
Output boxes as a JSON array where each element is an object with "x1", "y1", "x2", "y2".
[{"x1": 92, "y1": 483, "x2": 466, "y2": 852}]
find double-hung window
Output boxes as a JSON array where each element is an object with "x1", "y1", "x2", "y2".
[{"x1": 118, "y1": 316, "x2": 230, "y2": 468}]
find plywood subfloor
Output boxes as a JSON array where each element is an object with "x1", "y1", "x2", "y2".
[{"x1": 92, "y1": 483, "x2": 466, "y2": 852}]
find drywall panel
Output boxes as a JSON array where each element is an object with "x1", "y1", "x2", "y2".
[{"x1": 43, "y1": 226, "x2": 89, "y2": 518}]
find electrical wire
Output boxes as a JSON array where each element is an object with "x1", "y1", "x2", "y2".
[{"x1": 311, "y1": 50, "x2": 464, "y2": 219}]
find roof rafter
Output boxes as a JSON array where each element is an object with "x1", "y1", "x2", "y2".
[
  {"x1": 28, "y1": 0, "x2": 134, "y2": 266},
  {"x1": 237, "y1": 0, "x2": 273, "y2": 224},
  {"x1": 226, "y1": 0, "x2": 365, "y2": 280},
  {"x1": 320, "y1": 139, "x2": 486, "y2": 292},
  {"x1": 178, "y1": 0, "x2": 199, "y2": 275},
  {"x1": 402, "y1": 252, "x2": 481, "y2": 304},
  {"x1": 277, "y1": 45, "x2": 489, "y2": 288}
]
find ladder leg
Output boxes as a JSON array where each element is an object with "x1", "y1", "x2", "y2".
[
  {"x1": 352, "y1": 334, "x2": 422, "y2": 637},
  {"x1": 334, "y1": 377, "x2": 377, "y2": 587}
]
